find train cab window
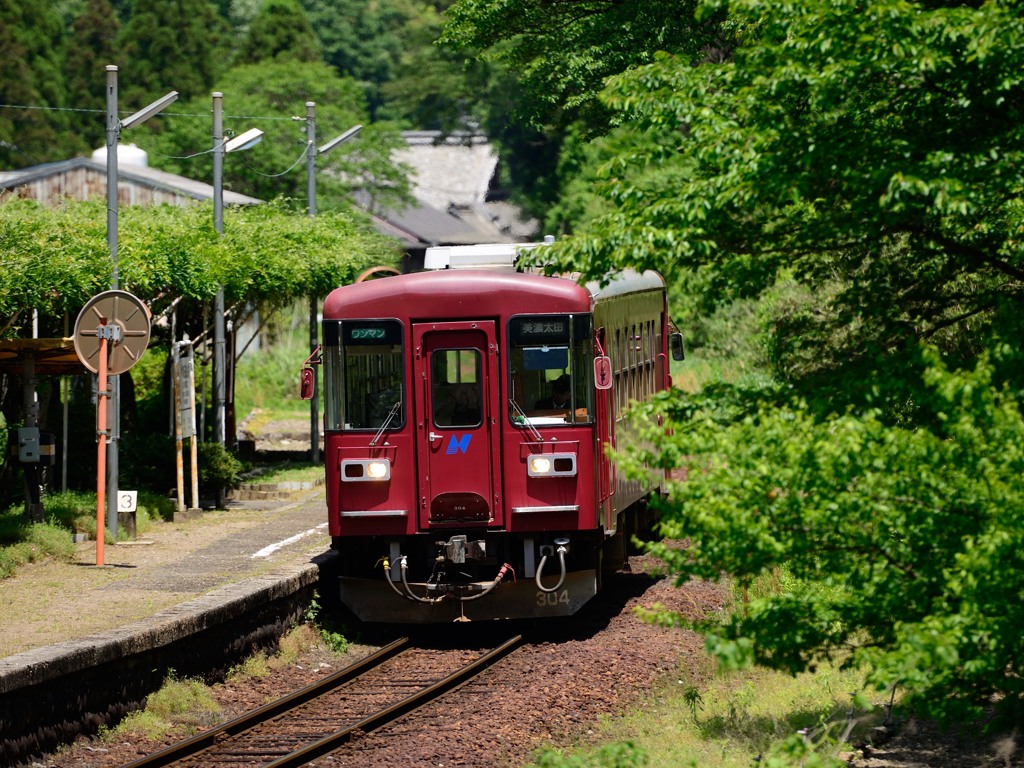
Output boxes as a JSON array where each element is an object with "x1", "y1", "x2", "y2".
[
  {"x1": 508, "y1": 314, "x2": 594, "y2": 426},
  {"x1": 322, "y1": 319, "x2": 404, "y2": 431},
  {"x1": 431, "y1": 349, "x2": 482, "y2": 428}
]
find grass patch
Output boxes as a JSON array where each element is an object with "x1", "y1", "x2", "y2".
[
  {"x1": 225, "y1": 624, "x2": 332, "y2": 684},
  {"x1": 244, "y1": 462, "x2": 322, "y2": 485},
  {"x1": 275, "y1": 623, "x2": 322, "y2": 666},
  {"x1": 103, "y1": 674, "x2": 222, "y2": 742},
  {"x1": 234, "y1": 301, "x2": 315, "y2": 421},
  {"x1": 0, "y1": 520, "x2": 76, "y2": 578},
  {"x1": 672, "y1": 353, "x2": 774, "y2": 394},
  {"x1": 227, "y1": 651, "x2": 272, "y2": 681},
  {"x1": 101, "y1": 621, "x2": 342, "y2": 745},
  {"x1": 528, "y1": 662, "x2": 876, "y2": 768},
  {"x1": 0, "y1": 491, "x2": 176, "y2": 579}
]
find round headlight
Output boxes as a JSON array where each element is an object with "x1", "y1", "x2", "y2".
[{"x1": 366, "y1": 461, "x2": 389, "y2": 479}]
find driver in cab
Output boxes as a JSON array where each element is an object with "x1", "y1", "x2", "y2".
[{"x1": 534, "y1": 376, "x2": 571, "y2": 411}]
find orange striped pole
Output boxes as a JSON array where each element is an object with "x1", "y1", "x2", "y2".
[{"x1": 95, "y1": 334, "x2": 108, "y2": 567}]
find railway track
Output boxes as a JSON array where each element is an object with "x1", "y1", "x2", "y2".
[{"x1": 120, "y1": 634, "x2": 523, "y2": 768}]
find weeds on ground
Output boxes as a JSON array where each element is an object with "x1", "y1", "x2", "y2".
[
  {"x1": 529, "y1": 564, "x2": 883, "y2": 768},
  {"x1": 227, "y1": 651, "x2": 272, "y2": 681},
  {"x1": 104, "y1": 673, "x2": 222, "y2": 741},
  {"x1": 305, "y1": 596, "x2": 351, "y2": 655},
  {"x1": 234, "y1": 301, "x2": 312, "y2": 419},
  {"x1": 0, "y1": 518, "x2": 75, "y2": 578},
  {"x1": 529, "y1": 741, "x2": 648, "y2": 768},
  {"x1": 102, "y1": 622, "x2": 329, "y2": 744},
  {"x1": 242, "y1": 462, "x2": 321, "y2": 485},
  {"x1": 0, "y1": 491, "x2": 176, "y2": 579},
  {"x1": 224, "y1": 624, "x2": 324, "y2": 683},
  {"x1": 528, "y1": 663, "x2": 873, "y2": 768}
]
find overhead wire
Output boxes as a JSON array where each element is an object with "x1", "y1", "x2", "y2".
[{"x1": 0, "y1": 101, "x2": 324, "y2": 177}]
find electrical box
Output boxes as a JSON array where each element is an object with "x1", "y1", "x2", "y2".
[{"x1": 18, "y1": 427, "x2": 40, "y2": 463}]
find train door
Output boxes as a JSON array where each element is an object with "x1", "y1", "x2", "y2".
[
  {"x1": 595, "y1": 328, "x2": 616, "y2": 532},
  {"x1": 413, "y1": 322, "x2": 502, "y2": 529}
]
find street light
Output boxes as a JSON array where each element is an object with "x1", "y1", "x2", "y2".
[
  {"x1": 224, "y1": 127, "x2": 265, "y2": 153},
  {"x1": 106, "y1": 66, "x2": 178, "y2": 290},
  {"x1": 305, "y1": 101, "x2": 362, "y2": 463},
  {"x1": 212, "y1": 92, "x2": 262, "y2": 451},
  {"x1": 104, "y1": 65, "x2": 177, "y2": 539},
  {"x1": 120, "y1": 90, "x2": 179, "y2": 131}
]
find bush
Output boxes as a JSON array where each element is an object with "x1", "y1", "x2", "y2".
[
  {"x1": 196, "y1": 441, "x2": 244, "y2": 500},
  {"x1": 629, "y1": 349, "x2": 1024, "y2": 724}
]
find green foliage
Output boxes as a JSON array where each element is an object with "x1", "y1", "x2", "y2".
[
  {"x1": 235, "y1": 300, "x2": 314, "y2": 417},
  {"x1": 244, "y1": 462, "x2": 320, "y2": 485},
  {"x1": 121, "y1": 433, "x2": 179, "y2": 496},
  {"x1": 0, "y1": 0, "x2": 74, "y2": 167},
  {"x1": 527, "y1": 742, "x2": 648, "y2": 768},
  {"x1": 304, "y1": 596, "x2": 350, "y2": 655},
  {"x1": 441, "y1": 0, "x2": 722, "y2": 219},
  {"x1": 235, "y1": 0, "x2": 320, "y2": 65},
  {"x1": 63, "y1": 0, "x2": 121, "y2": 150},
  {"x1": 378, "y1": 0, "x2": 489, "y2": 131},
  {"x1": 0, "y1": 490, "x2": 175, "y2": 578},
  {"x1": 137, "y1": 60, "x2": 411, "y2": 211},
  {"x1": 226, "y1": 650, "x2": 271, "y2": 680},
  {"x1": 110, "y1": 674, "x2": 222, "y2": 740},
  {"x1": 196, "y1": 441, "x2": 244, "y2": 496},
  {"x1": 627, "y1": 351, "x2": 1024, "y2": 723},
  {"x1": 574, "y1": 658, "x2": 870, "y2": 768},
  {"x1": 0, "y1": 509, "x2": 76, "y2": 578},
  {"x1": 0, "y1": 197, "x2": 398, "y2": 338},
  {"x1": 536, "y1": 0, "x2": 1024, "y2": 396},
  {"x1": 464, "y1": 0, "x2": 1024, "y2": 728},
  {"x1": 116, "y1": 0, "x2": 230, "y2": 104},
  {"x1": 442, "y1": 0, "x2": 713, "y2": 131}
]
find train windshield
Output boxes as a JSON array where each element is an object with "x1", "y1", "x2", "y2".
[
  {"x1": 508, "y1": 314, "x2": 593, "y2": 426},
  {"x1": 322, "y1": 319, "x2": 404, "y2": 431}
]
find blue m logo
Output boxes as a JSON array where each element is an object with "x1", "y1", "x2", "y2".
[{"x1": 445, "y1": 434, "x2": 472, "y2": 455}]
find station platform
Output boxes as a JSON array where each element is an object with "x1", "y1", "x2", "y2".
[{"x1": 0, "y1": 484, "x2": 331, "y2": 697}]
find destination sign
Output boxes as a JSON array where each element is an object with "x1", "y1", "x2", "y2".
[
  {"x1": 510, "y1": 315, "x2": 572, "y2": 344},
  {"x1": 351, "y1": 328, "x2": 386, "y2": 340},
  {"x1": 329, "y1": 319, "x2": 405, "y2": 348}
]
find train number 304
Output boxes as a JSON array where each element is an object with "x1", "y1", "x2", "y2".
[{"x1": 536, "y1": 590, "x2": 571, "y2": 607}]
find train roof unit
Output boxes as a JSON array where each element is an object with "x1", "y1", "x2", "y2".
[{"x1": 423, "y1": 236, "x2": 555, "y2": 270}]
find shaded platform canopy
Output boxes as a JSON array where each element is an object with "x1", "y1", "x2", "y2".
[{"x1": 0, "y1": 338, "x2": 87, "y2": 376}]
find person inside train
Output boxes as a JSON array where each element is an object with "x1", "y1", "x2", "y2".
[{"x1": 534, "y1": 375, "x2": 571, "y2": 410}]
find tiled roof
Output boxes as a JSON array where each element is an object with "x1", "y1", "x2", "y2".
[
  {"x1": 367, "y1": 132, "x2": 537, "y2": 251},
  {"x1": 0, "y1": 156, "x2": 263, "y2": 207}
]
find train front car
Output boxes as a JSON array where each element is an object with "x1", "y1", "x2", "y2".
[{"x1": 316, "y1": 243, "x2": 674, "y2": 623}]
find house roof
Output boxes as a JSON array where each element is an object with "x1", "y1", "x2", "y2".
[
  {"x1": 394, "y1": 131, "x2": 498, "y2": 209},
  {"x1": 0, "y1": 133, "x2": 537, "y2": 254},
  {"x1": 366, "y1": 131, "x2": 537, "y2": 253},
  {"x1": 0, "y1": 155, "x2": 263, "y2": 207}
]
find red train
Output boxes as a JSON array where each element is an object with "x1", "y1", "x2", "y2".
[{"x1": 301, "y1": 241, "x2": 683, "y2": 622}]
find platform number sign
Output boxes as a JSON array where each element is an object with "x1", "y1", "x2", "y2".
[{"x1": 118, "y1": 490, "x2": 138, "y2": 513}]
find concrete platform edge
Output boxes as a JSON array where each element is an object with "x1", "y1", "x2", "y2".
[{"x1": 0, "y1": 555, "x2": 328, "y2": 695}]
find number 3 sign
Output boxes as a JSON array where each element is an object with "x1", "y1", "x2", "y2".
[{"x1": 118, "y1": 491, "x2": 138, "y2": 512}]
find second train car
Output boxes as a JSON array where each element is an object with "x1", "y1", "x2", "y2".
[{"x1": 301, "y1": 241, "x2": 683, "y2": 622}]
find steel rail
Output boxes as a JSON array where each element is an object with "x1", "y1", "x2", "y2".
[
  {"x1": 119, "y1": 636, "x2": 410, "y2": 768},
  {"x1": 263, "y1": 634, "x2": 523, "y2": 768}
]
